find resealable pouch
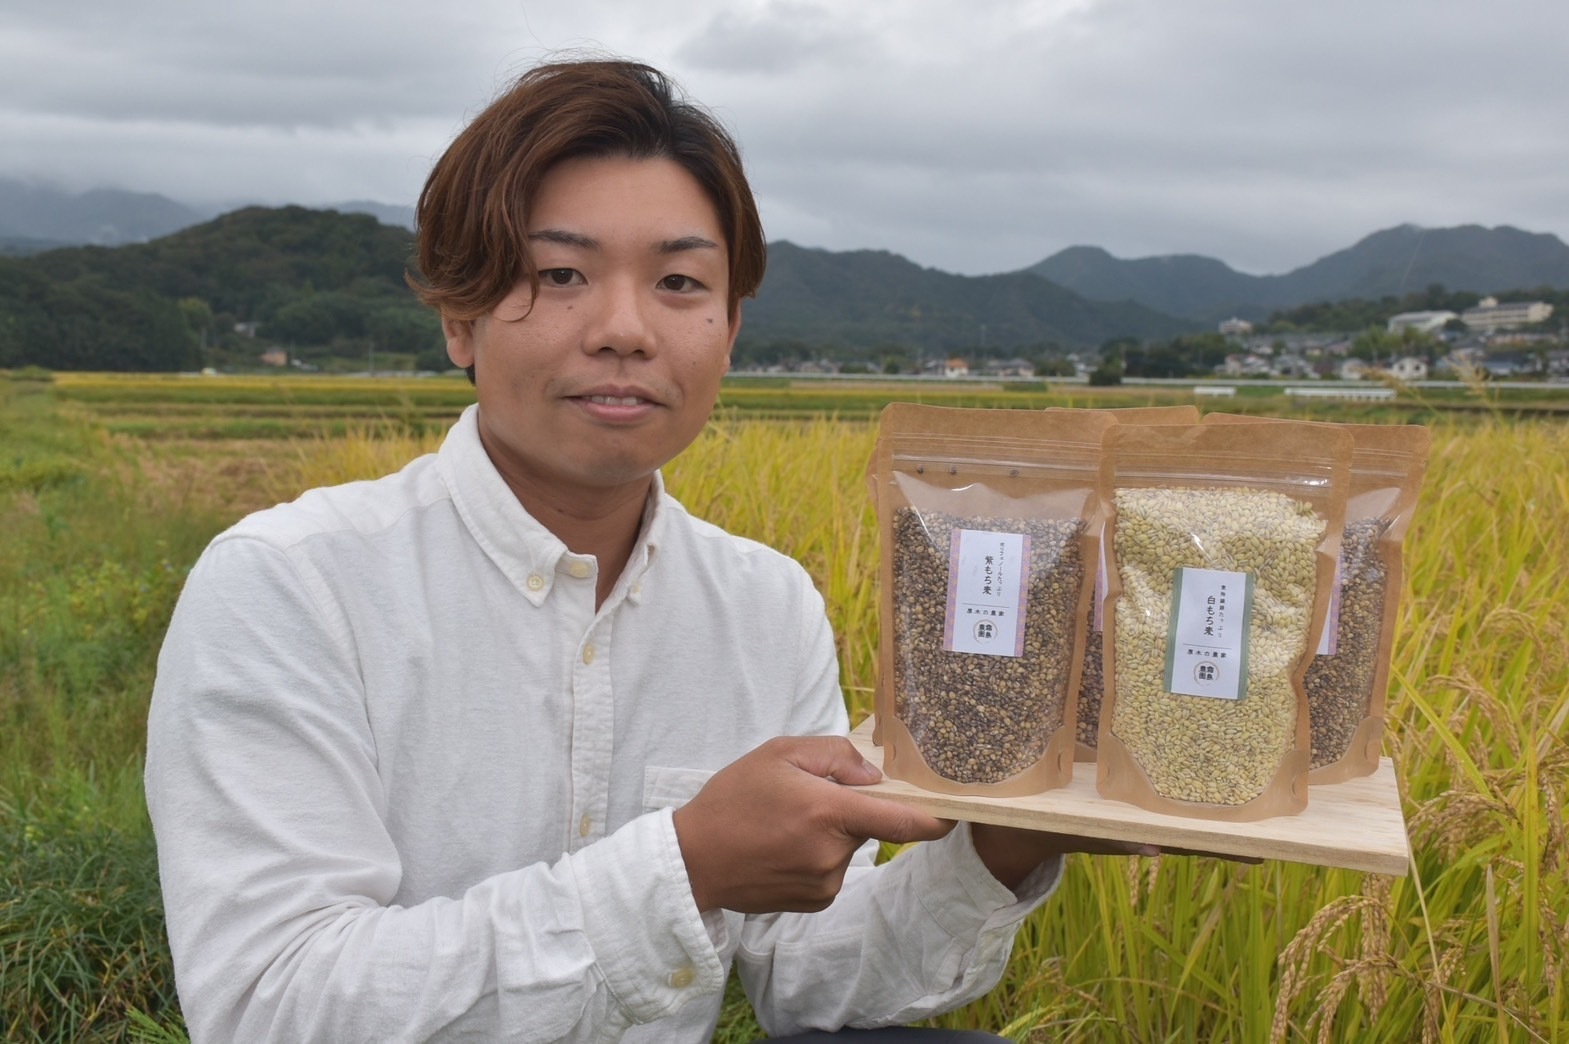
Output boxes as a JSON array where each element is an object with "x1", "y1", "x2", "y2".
[
  {"x1": 1202, "y1": 415, "x2": 1431, "y2": 783},
  {"x1": 1096, "y1": 421, "x2": 1351, "y2": 820},
  {"x1": 1047, "y1": 405, "x2": 1201, "y2": 762},
  {"x1": 869, "y1": 403, "x2": 1113, "y2": 796}
]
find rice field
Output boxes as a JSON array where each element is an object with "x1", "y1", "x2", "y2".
[{"x1": 3, "y1": 372, "x2": 1565, "y2": 1041}]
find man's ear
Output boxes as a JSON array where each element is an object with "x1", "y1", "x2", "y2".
[{"x1": 442, "y1": 315, "x2": 476, "y2": 369}]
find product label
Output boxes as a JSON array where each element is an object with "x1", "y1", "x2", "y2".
[
  {"x1": 1163, "y1": 567, "x2": 1253, "y2": 700},
  {"x1": 944, "y1": 528, "x2": 1031, "y2": 657},
  {"x1": 1315, "y1": 553, "x2": 1342, "y2": 656}
]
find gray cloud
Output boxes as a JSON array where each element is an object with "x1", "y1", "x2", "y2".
[
  {"x1": 674, "y1": 2, "x2": 862, "y2": 75},
  {"x1": 1, "y1": 0, "x2": 1565, "y2": 275}
]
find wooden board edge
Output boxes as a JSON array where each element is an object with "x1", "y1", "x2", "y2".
[{"x1": 849, "y1": 718, "x2": 1411, "y2": 876}]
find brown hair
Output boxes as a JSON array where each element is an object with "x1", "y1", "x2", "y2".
[{"x1": 409, "y1": 58, "x2": 765, "y2": 377}]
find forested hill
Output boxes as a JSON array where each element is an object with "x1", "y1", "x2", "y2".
[
  {"x1": 0, "y1": 207, "x2": 431, "y2": 371},
  {"x1": 739, "y1": 242, "x2": 1197, "y2": 365},
  {"x1": 18, "y1": 206, "x2": 416, "y2": 313},
  {"x1": 0, "y1": 207, "x2": 1200, "y2": 372},
  {"x1": 15, "y1": 206, "x2": 1558, "y2": 374}
]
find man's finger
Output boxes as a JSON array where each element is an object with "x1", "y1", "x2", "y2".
[
  {"x1": 832, "y1": 790, "x2": 954, "y2": 845},
  {"x1": 771, "y1": 736, "x2": 882, "y2": 786}
]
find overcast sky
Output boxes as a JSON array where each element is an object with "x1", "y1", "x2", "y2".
[{"x1": 2, "y1": 0, "x2": 1563, "y2": 275}]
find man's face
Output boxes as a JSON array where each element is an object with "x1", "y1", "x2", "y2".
[{"x1": 444, "y1": 154, "x2": 738, "y2": 509}]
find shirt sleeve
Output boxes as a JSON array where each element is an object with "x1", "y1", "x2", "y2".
[
  {"x1": 730, "y1": 573, "x2": 1064, "y2": 1035},
  {"x1": 145, "y1": 535, "x2": 720, "y2": 1043}
]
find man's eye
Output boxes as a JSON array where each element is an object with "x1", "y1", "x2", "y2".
[
  {"x1": 659, "y1": 274, "x2": 702, "y2": 292},
  {"x1": 541, "y1": 268, "x2": 582, "y2": 286}
]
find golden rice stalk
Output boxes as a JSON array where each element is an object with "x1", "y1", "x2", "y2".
[
  {"x1": 1270, "y1": 895, "x2": 1373, "y2": 1044},
  {"x1": 1357, "y1": 873, "x2": 1393, "y2": 1020},
  {"x1": 1407, "y1": 790, "x2": 1513, "y2": 860},
  {"x1": 1421, "y1": 943, "x2": 1465, "y2": 1044},
  {"x1": 1541, "y1": 779, "x2": 1565, "y2": 874},
  {"x1": 1313, "y1": 966, "x2": 1354, "y2": 1044}
]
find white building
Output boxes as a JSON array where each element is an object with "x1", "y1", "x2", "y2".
[
  {"x1": 1218, "y1": 317, "x2": 1254, "y2": 337},
  {"x1": 1462, "y1": 297, "x2": 1554, "y2": 332},
  {"x1": 1387, "y1": 310, "x2": 1457, "y2": 335},
  {"x1": 1221, "y1": 353, "x2": 1272, "y2": 377},
  {"x1": 1338, "y1": 358, "x2": 1372, "y2": 381},
  {"x1": 1386, "y1": 356, "x2": 1430, "y2": 381}
]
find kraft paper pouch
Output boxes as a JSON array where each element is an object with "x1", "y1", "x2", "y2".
[
  {"x1": 1047, "y1": 405, "x2": 1200, "y2": 762},
  {"x1": 869, "y1": 403, "x2": 1111, "y2": 796},
  {"x1": 1203, "y1": 414, "x2": 1430, "y2": 782},
  {"x1": 1097, "y1": 421, "x2": 1350, "y2": 820}
]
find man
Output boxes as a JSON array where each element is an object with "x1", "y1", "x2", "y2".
[{"x1": 145, "y1": 58, "x2": 1111, "y2": 1042}]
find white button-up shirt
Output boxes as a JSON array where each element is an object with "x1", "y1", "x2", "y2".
[{"x1": 145, "y1": 405, "x2": 1058, "y2": 1042}]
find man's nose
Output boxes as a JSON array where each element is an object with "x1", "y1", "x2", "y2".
[{"x1": 586, "y1": 277, "x2": 652, "y2": 357}]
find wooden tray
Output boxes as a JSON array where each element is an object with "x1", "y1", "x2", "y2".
[{"x1": 849, "y1": 719, "x2": 1410, "y2": 875}]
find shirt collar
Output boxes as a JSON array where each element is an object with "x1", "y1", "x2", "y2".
[{"x1": 437, "y1": 404, "x2": 666, "y2": 606}]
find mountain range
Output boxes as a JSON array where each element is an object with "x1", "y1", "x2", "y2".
[
  {"x1": 0, "y1": 179, "x2": 415, "y2": 253},
  {"x1": 3, "y1": 180, "x2": 1568, "y2": 367},
  {"x1": 1030, "y1": 224, "x2": 1569, "y2": 323},
  {"x1": 745, "y1": 242, "x2": 1194, "y2": 355}
]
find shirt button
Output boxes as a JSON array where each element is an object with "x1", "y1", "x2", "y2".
[
  {"x1": 581, "y1": 644, "x2": 595, "y2": 665},
  {"x1": 567, "y1": 560, "x2": 591, "y2": 579},
  {"x1": 526, "y1": 574, "x2": 544, "y2": 591},
  {"x1": 667, "y1": 967, "x2": 695, "y2": 989},
  {"x1": 579, "y1": 814, "x2": 592, "y2": 837}
]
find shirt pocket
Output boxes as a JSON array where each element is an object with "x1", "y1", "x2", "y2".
[{"x1": 641, "y1": 765, "x2": 714, "y2": 813}]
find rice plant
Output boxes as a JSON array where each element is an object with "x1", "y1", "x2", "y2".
[{"x1": 4, "y1": 373, "x2": 1566, "y2": 1042}]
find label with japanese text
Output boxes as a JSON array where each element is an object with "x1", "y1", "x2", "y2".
[
  {"x1": 1163, "y1": 567, "x2": 1254, "y2": 700},
  {"x1": 943, "y1": 528, "x2": 1031, "y2": 657}
]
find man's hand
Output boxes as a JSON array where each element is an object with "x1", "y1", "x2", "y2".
[{"x1": 672, "y1": 736, "x2": 954, "y2": 914}]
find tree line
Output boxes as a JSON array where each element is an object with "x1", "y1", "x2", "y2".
[
  {"x1": 0, "y1": 206, "x2": 443, "y2": 373},
  {"x1": 2, "y1": 207, "x2": 1563, "y2": 375}
]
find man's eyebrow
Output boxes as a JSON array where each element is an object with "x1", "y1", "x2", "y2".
[
  {"x1": 657, "y1": 235, "x2": 720, "y2": 255},
  {"x1": 525, "y1": 230, "x2": 718, "y2": 255},
  {"x1": 528, "y1": 228, "x2": 597, "y2": 249}
]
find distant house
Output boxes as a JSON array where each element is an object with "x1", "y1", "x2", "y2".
[
  {"x1": 1462, "y1": 297, "x2": 1554, "y2": 332},
  {"x1": 1482, "y1": 354, "x2": 1528, "y2": 378},
  {"x1": 1385, "y1": 356, "x2": 1429, "y2": 381},
  {"x1": 1338, "y1": 358, "x2": 1372, "y2": 381},
  {"x1": 259, "y1": 348, "x2": 288, "y2": 367},
  {"x1": 1437, "y1": 347, "x2": 1486, "y2": 375},
  {"x1": 944, "y1": 357, "x2": 970, "y2": 379},
  {"x1": 1218, "y1": 317, "x2": 1254, "y2": 337},
  {"x1": 978, "y1": 357, "x2": 1036, "y2": 378},
  {"x1": 1273, "y1": 354, "x2": 1316, "y2": 379},
  {"x1": 1220, "y1": 353, "x2": 1272, "y2": 377},
  {"x1": 1387, "y1": 310, "x2": 1456, "y2": 335}
]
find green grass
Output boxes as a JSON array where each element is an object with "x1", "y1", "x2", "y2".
[
  {"x1": 1, "y1": 377, "x2": 215, "y2": 1041},
  {"x1": 1, "y1": 804, "x2": 183, "y2": 1041}
]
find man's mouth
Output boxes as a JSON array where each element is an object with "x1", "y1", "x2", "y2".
[{"x1": 583, "y1": 394, "x2": 648, "y2": 406}]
